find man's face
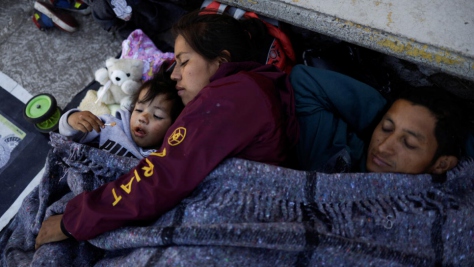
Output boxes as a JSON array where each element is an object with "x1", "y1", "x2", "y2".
[{"x1": 366, "y1": 99, "x2": 439, "y2": 174}]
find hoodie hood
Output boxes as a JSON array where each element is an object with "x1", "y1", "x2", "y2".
[{"x1": 210, "y1": 61, "x2": 299, "y2": 150}]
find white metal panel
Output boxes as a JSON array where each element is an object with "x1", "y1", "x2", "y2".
[{"x1": 219, "y1": 0, "x2": 474, "y2": 81}]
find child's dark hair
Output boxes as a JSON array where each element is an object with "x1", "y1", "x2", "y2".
[
  {"x1": 171, "y1": 9, "x2": 267, "y2": 62},
  {"x1": 132, "y1": 61, "x2": 184, "y2": 122},
  {"x1": 397, "y1": 86, "x2": 468, "y2": 160}
]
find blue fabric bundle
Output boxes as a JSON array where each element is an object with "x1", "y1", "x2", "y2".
[{"x1": 1, "y1": 132, "x2": 473, "y2": 266}]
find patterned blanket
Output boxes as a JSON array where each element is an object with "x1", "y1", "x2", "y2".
[{"x1": 1, "y1": 133, "x2": 473, "y2": 266}]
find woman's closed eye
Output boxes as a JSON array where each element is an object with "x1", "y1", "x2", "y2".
[{"x1": 180, "y1": 60, "x2": 189, "y2": 67}]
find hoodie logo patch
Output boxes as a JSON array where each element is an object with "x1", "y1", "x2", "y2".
[{"x1": 168, "y1": 127, "x2": 186, "y2": 146}]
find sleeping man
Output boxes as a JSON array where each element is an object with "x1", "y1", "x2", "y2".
[{"x1": 290, "y1": 64, "x2": 469, "y2": 175}]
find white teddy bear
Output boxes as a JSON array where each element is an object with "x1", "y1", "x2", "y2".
[{"x1": 95, "y1": 57, "x2": 143, "y2": 111}]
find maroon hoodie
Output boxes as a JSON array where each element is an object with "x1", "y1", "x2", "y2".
[{"x1": 62, "y1": 62, "x2": 299, "y2": 241}]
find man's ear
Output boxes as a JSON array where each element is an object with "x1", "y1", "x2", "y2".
[{"x1": 429, "y1": 156, "x2": 458, "y2": 174}]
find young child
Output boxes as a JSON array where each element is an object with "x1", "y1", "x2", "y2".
[{"x1": 59, "y1": 64, "x2": 184, "y2": 159}]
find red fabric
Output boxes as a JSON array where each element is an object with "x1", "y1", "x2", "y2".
[
  {"x1": 62, "y1": 62, "x2": 299, "y2": 241},
  {"x1": 260, "y1": 19, "x2": 296, "y2": 74},
  {"x1": 241, "y1": 11, "x2": 296, "y2": 73},
  {"x1": 206, "y1": 1, "x2": 221, "y2": 11}
]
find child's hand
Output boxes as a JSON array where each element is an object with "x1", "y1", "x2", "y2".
[{"x1": 68, "y1": 111, "x2": 104, "y2": 133}]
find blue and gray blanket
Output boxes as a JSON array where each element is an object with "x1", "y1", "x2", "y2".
[{"x1": 1, "y1": 132, "x2": 473, "y2": 266}]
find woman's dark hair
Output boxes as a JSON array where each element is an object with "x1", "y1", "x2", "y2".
[
  {"x1": 397, "y1": 86, "x2": 468, "y2": 160},
  {"x1": 171, "y1": 9, "x2": 267, "y2": 62},
  {"x1": 132, "y1": 61, "x2": 184, "y2": 122}
]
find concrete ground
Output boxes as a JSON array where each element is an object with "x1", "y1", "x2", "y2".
[
  {"x1": 0, "y1": 0, "x2": 123, "y2": 109},
  {"x1": 0, "y1": 0, "x2": 123, "y2": 231}
]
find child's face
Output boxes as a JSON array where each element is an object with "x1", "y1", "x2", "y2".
[{"x1": 130, "y1": 88, "x2": 173, "y2": 149}]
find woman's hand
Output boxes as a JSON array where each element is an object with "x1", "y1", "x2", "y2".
[
  {"x1": 68, "y1": 111, "x2": 104, "y2": 133},
  {"x1": 35, "y1": 214, "x2": 69, "y2": 250}
]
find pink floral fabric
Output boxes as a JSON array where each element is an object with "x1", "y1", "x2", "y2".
[{"x1": 121, "y1": 29, "x2": 175, "y2": 81}]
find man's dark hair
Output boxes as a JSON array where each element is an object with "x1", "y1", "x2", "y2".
[
  {"x1": 132, "y1": 61, "x2": 184, "y2": 122},
  {"x1": 397, "y1": 86, "x2": 468, "y2": 160}
]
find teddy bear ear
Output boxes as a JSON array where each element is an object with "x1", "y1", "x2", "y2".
[
  {"x1": 105, "y1": 57, "x2": 118, "y2": 68},
  {"x1": 132, "y1": 60, "x2": 144, "y2": 68}
]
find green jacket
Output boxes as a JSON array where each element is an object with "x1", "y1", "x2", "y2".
[{"x1": 290, "y1": 65, "x2": 387, "y2": 172}]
